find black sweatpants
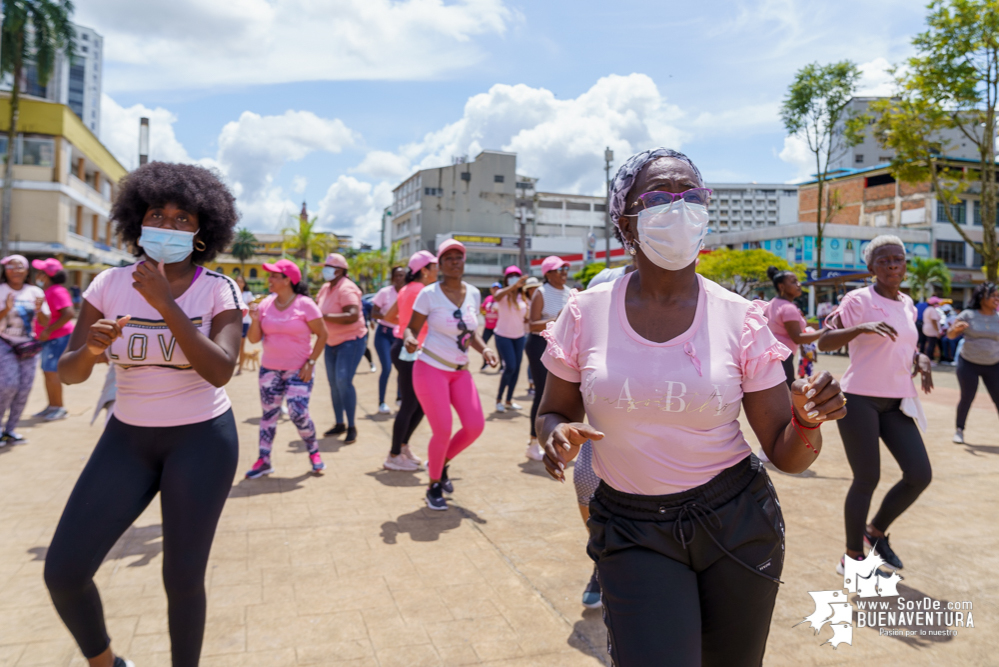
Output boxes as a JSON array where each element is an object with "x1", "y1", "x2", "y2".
[
  {"x1": 587, "y1": 456, "x2": 784, "y2": 667},
  {"x1": 956, "y1": 356, "x2": 999, "y2": 430},
  {"x1": 525, "y1": 334, "x2": 548, "y2": 438},
  {"x1": 45, "y1": 410, "x2": 239, "y2": 665},
  {"x1": 390, "y1": 339, "x2": 424, "y2": 456},
  {"x1": 836, "y1": 393, "x2": 932, "y2": 553}
]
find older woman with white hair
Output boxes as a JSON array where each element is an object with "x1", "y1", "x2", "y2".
[
  {"x1": 818, "y1": 234, "x2": 933, "y2": 576},
  {"x1": 537, "y1": 148, "x2": 847, "y2": 665}
]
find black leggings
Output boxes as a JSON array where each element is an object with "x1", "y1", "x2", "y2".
[
  {"x1": 836, "y1": 393, "x2": 932, "y2": 553},
  {"x1": 390, "y1": 339, "x2": 424, "y2": 456},
  {"x1": 587, "y1": 456, "x2": 784, "y2": 666},
  {"x1": 780, "y1": 356, "x2": 795, "y2": 389},
  {"x1": 956, "y1": 356, "x2": 999, "y2": 430},
  {"x1": 45, "y1": 411, "x2": 238, "y2": 665},
  {"x1": 525, "y1": 334, "x2": 548, "y2": 438}
]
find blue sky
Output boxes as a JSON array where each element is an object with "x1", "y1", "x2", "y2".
[{"x1": 78, "y1": 0, "x2": 928, "y2": 244}]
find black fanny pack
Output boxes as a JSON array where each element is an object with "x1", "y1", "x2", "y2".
[{"x1": 0, "y1": 335, "x2": 43, "y2": 361}]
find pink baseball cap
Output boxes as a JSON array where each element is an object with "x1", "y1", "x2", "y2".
[
  {"x1": 540, "y1": 255, "x2": 569, "y2": 275},
  {"x1": 408, "y1": 250, "x2": 436, "y2": 274},
  {"x1": 1, "y1": 254, "x2": 28, "y2": 268},
  {"x1": 504, "y1": 264, "x2": 522, "y2": 276},
  {"x1": 31, "y1": 258, "x2": 64, "y2": 277},
  {"x1": 928, "y1": 296, "x2": 941, "y2": 305},
  {"x1": 436, "y1": 238, "x2": 466, "y2": 261},
  {"x1": 324, "y1": 253, "x2": 349, "y2": 269},
  {"x1": 262, "y1": 258, "x2": 302, "y2": 285}
]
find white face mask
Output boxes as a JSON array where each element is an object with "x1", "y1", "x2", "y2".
[
  {"x1": 322, "y1": 267, "x2": 338, "y2": 282},
  {"x1": 506, "y1": 274, "x2": 520, "y2": 286},
  {"x1": 636, "y1": 200, "x2": 709, "y2": 271}
]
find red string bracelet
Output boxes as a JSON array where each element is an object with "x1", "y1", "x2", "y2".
[{"x1": 791, "y1": 409, "x2": 821, "y2": 453}]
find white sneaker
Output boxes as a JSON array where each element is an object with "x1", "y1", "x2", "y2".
[
  {"x1": 44, "y1": 407, "x2": 68, "y2": 421},
  {"x1": 32, "y1": 406, "x2": 53, "y2": 418},
  {"x1": 525, "y1": 439, "x2": 544, "y2": 461},
  {"x1": 401, "y1": 444, "x2": 423, "y2": 466},
  {"x1": 953, "y1": 429, "x2": 964, "y2": 444},
  {"x1": 379, "y1": 403, "x2": 391, "y2": 414},
  {"x1": 280, "y1": 404, "x2": 289, "y2": 417},
  {"x1": 495, "y1": 402, "x2": 506, "y2": 413},
  {"x1": 507, "y1": 402, "x2": 523, "y2": 411},
  {"x1": 370, "y1": 363, "x2": 378, "y2": 373},
  {"x1": 384, "y1": 454, "x2": 419, "y2": 471}
]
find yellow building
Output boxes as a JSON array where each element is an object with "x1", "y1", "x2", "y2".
[{"x1": 0, "y1": 93, "x2": 132, "y2": 290}]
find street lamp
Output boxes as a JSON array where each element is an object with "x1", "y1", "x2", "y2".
[{"x1": 604, "y1": 147, "x2": 614, "y2": 268}]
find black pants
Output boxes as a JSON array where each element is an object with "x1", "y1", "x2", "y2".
[
  {"x1": 922, "y1": 336, "x2": 940, "y2": 361},
  {"x1": 525, "y1": 334, "x2": 548, "y2": 438},
  {"x1": 916, "y1": 320, "x2": 925, "y2": 356},
  {"x1": 780, "y1": 356, "x2": 795, "y2": 389},
  {"x1": 836, "y1": 393, "x2": 932, "y2": 553},
  {"x1": 587, "y1": 456, "x2": 784, "y2": 667},
  {"x1": 481, "y1": 328, "x2": 495, "y2": 368},
  {"x1": 45, "y1": 411, "x2": 239, "y2": 665},
  {"x1": 956, "y1": 356, "x2": 999, "y2": 430},
  {"x1": 390, "y1": 339, "x2": 424, "y2": 456}
]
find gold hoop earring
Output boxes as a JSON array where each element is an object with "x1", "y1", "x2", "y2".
[{"x1": 194, "y1": 237, "x2": 207, "y2": 252}]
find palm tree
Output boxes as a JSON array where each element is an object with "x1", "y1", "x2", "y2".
[
  {"x1": 281, "y1": 213, "x2": 336, "y2": 288},
  {"x1": 230, "y1": 228, "x2": 257, "y2": 276},
  {"x1": 907, "y1": 256, "x2": 952, "y2": 301},
  {"x1": 1, "y1": 0, "x2": 76, "y2": 257}
]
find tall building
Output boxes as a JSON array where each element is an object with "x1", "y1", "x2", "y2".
[
  {"x1": 5, "y1": 23, "x2": 103, "y2": 136},
  {"x1": 827, "y1": 97, "x2": 978, "y2": 173},
  {"x1": 707, "y1": 183, "x2": 799, "y2": 232}
]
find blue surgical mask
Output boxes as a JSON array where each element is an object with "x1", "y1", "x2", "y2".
[
  {"x1": 139, "y1": 227, "x2": 198, "y2": 264},
  {"x1": 322, "y1": 267, "x2": 338, "y2": 282}
]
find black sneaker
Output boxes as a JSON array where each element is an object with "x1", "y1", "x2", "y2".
[
  {"x1": 440, "y1": 464, "x2": 454, "y2": 494},
  {"x1": 864, "y1": 531, "x2": 903, "y2": 571},
  {"x1": 344, "y1": 427, "x2": 358, "y2": 444},
  {"x1": 425, "y1": 482, "x2": 448, "y2": 511},
  {"x1": 323, "y1": 423, "x2": 346, "y2": 437},
  {"x1": 113, "y1": 657, "x2": 135, "y2": 667},
  {"x1": 582, "y1": 566, "x2": 601, "y2": 608}
]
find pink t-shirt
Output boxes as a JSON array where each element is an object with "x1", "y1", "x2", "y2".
[
  {"x1": 763, "y1": 298, "x2": 804, "y2": 351},
  {"x1": 825, "y1": 286, "x2": 918, "y2": 399},
  {"x1": 83, "y1": 264, "x2": 246, "y2": 427},
  {"x1": 316, "y1": 277, "x2": 368, "y2": 347},
  {"x1": 372, "y1": 284, "x2": 398, "y2": 328},
  {"x1": 259, "y1": 294, "x2": 323, "y2": 371},
  {"x1": 482, "y1": 295, "x2": 499, "y2": 328},
  {"x1": 41, "y1": 285, "x2": 75, "y2": 339},
  {"x1": 393, "y1": 282, "x2": 428, "y2": 344},
  {"x1": 494, "y1": 294, "x2": 527, "y2": 339},
  {"x1": 542, "y1": 273, "x2": 790, "y2": 496}
]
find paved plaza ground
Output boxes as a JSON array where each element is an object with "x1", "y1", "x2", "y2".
[{"x1": 1, "y1": 345, "x2": 997, "y2": 666}]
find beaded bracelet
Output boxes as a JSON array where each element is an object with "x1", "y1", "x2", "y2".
[{"x1": 791, "y1": 409, "x2": 821, "y2": 454}]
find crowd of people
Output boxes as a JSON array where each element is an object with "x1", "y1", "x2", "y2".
[{"x1": 0, "y1": 150, "x2": 996, "y2": 666}]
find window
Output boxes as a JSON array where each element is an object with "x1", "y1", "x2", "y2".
[
  {"x1": 516, "y1": 181, "x2": 532, "y2": 190},
  {"x1": 460, "y1": 172, "x2": 471, "y2": 182},
  {"x1": 865, "y1": 173, "x2": 896, "y2": 187},
  {"x1": 249, "y1": 268, "x2": 258, "y2": 278},
  {"x1": 855, "y1": 154, "x2": 865, "y2": 164},
  {"x1": 538, "y1": 200, "x2": 563, "y2": 209},
  {"x1": 424, "y1": 187, "x2": 443, "y2": 196},
  {"x1": 215, "y1": 266, "x2": 224, "y2": 274},
  {"x1": 878, "y1": 156, "x2": 892, "y2": 162},
  {"x1": 494, "y1": 174, "x2": 505, "y2": 183},
  {"x1": 594, "y1": 203, "x2": 606, "y2": 212},
  {"x1": 20, "y1": 136, "x2": 54, "y2": 166},
  {"x1": 566, "y1": 202, "x2": 590, "y2": 211},
  {"x1": 937, "y1": 200, "x2": 966, "y2": 225},
  {"x1": 936, "y1": 240, "x2": 966, "y2": 266},
  {"x1": 972, "y1": 248, "x2": 985, "y2": 268},
  {"x1": 972, "y1": 201, "x2": 998, "y2": 227}
]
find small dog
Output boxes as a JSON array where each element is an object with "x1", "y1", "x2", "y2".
[{"x1": 240, "y1": 348, "x2": 260, "y2": 372}]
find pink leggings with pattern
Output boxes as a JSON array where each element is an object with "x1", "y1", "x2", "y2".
[
  {"x1": 412, "y1": 360, "x2": 485, "y2": 480},
  {"x1": 258, "y1": 367, "x2": 318, "y2": 458}
]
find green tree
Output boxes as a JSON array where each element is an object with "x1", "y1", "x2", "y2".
[
  {"x1": 0, "y1": 0, "x2": 75, "y2": 257},
  {"x1": 696, "y1": 248, "x2": 805, "y2": 298},
  {"x1": 573, "y1": 262, "x2": 606, "y2": 289},
  {"x1": 282, "y1": 214, "x2": 336, "y2": 289},
  {"x1": 781, "y1": 61, "x2": 867, "y2": 279},
  {"x1": 230, "y1": 228, "x2": 257, "y2": 276},
  {"x1": 871, "y1": 0, "x2": 999, "y2": 281},
  {"x1": 907, "y1": 256, "x2": 953, "y2": 301}
]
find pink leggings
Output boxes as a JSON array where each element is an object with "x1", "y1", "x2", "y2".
[{"x1": 412, "y1": 360, "x2": 485, "y2": 480}]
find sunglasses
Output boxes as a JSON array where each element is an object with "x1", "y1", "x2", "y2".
[
  {"x1": 622, "y1": 188, "x2": 713, "y2": 215},
  {"x1": 454, "y1": 308, "x2": 472, "y2": 352}
]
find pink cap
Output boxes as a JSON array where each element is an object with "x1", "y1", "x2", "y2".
[
  {"x1": 504, "y1": 264, "x2": 522, "y2": 276},
  {"x1": 1, "y1": 254, "x2": 28, "y2": 267},
  {"x1": 408, "y1": 250, "x2": 436, "y2": 274},
  {"x1": 324, "y1": 253, "x2": 349, "y2": 270},
  {"x1": 540, "y1": 255, "x2": 569, "y2": 275},
  {"x1": 436, "y1": 239, "x2": 466, "y2": 261},
  {"x1": 262, "y1": 258, "x2": 302, "y2": 285},
  {"x1": 928, "y1": 296, "x2": 941, "y2": 305},
  {"x1": 31, "y1": 257, "x2": 64, "y2": 277}
]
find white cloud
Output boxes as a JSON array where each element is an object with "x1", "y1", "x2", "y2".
[
  {"x1": 777, "y1": 133, "x2": 815, "y2": 182},
  {"x1": 403, "y1": 74, "x2": 686, "y2": 196},
  {"x1": 856, "y1": 57, "x2": 897, "y2": 97},
  {"x1": 78, "y1": 0, "x2": 516, "y2": 92},
  {"x1": 99, "y1": 94, "x2": 192, "y2": 170},
  {"x1": 317, "y1": 176, "x2": 394, "y2": 243},
  {"x1": 353, "y1": 151, "x2": 413, "y2": 181},
  {"x1": 292, "y1": 176, "x2": 308, "y2": 195}
]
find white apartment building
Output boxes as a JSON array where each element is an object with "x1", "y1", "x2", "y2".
[{"x1": 707, "y1": 183, "x2": 799, "y2": 232}]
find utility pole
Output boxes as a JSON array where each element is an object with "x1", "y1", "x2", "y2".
[
  {"x1": 139, "y1": 117, "x2": 149, "y2": 166},
  {"x1": 381, "y1": 207, "x2": 392, "y2": 252},
  {"x1": 604, "y1": 147, "x2": 614, "y2": 268},
  {"x1": 518, "y1": 207, "x2": 527, "y2": 273}
]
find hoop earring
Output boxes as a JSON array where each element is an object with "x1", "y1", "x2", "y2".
[
  {"x1": 194, "y1": 237, "x2": 207, "y2": 252},
  {"x1": 628, "y1": 242, "x2": 638, "y2": 256}
]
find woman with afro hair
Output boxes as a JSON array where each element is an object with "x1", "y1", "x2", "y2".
[{"x1": 47, "y1": 162, "x2": 246, "y2": 667}]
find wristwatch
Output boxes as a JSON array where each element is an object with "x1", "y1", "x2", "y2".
[{"x1": 307, "y1": 359, "x2": 316, "y2": 366}]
